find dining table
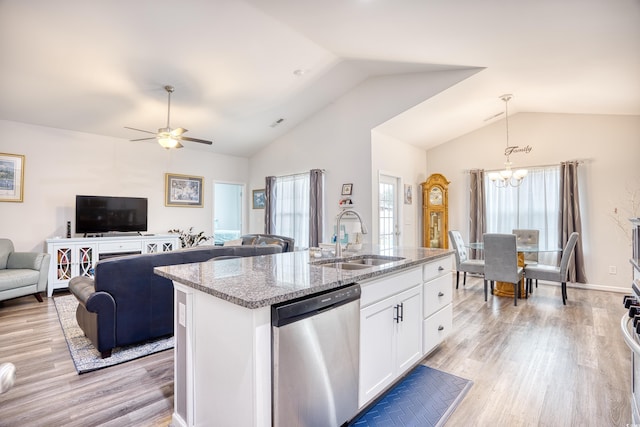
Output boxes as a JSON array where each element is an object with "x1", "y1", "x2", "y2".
[{"x1": 466, "y1": 242, "x2": 561, "y2": 298}]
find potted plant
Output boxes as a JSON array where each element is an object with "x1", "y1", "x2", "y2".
[{"x1": 169, "y1": 227, "x2": 212, "y2": 248}]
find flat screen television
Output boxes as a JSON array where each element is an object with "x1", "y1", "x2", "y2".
[{"x1": 75, "y1": 195, "x2": 148, "y2": 234}]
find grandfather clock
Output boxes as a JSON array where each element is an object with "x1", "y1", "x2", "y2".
[{"x1": 421, "y1": 173, "x2": 450, "y2": 249}]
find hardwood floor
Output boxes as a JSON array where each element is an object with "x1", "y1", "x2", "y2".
[
  {"x1": 0, "y1": 279, "x2": 631, "y2": 426},
  {"x1": 425, "y1": 277, "x2": 631, "y2": 427},
  {"x1": 0, "y1": 293, "x2": 173, "y2": 427}
]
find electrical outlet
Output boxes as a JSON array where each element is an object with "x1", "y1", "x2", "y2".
[{"x1": 609, "y1": 265, "x2": 617, "y2": 275}]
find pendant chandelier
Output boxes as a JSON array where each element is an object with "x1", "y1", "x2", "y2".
[{"x1": 488, "y1": 94, "x2": 527, "y2": 187}]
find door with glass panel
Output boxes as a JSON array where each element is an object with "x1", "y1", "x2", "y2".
[
  {"x1": 379, "y1": 174, "x2": 400, "y2": 250},
  {"x1": 213, "y1": 182, "x2": 244, "y2": 245}
]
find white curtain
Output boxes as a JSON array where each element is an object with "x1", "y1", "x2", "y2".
[
  {"x1": 273, "y1": 173, "x2": 310, "y2": 250},
  {"x1": 485, "y1": 166, "x2": 561, "y2": 264}
]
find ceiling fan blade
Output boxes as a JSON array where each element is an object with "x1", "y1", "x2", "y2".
[
  {"x1": 124, "y1": 126, "x2": 156, "y2": 135},
  {"x1": 130, "y1": 137, "x2": 157, "y2": 141},
  {"x1": 179, "y1": 136, "x2": 213, "y2": 145},
  {"x1": 176, "y1": 142, "x2": 184, "y2": 149},
  {"x1": 171, "y1": 127, "x2": 187, "y2": 136}
]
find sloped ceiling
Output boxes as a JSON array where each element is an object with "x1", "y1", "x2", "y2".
[{"x1": 0, "y1": 0, "x2": 638, "y2": 156}]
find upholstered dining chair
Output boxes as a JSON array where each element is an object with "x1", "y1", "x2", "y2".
[
  {"x1": 448, "y1": 230, "x2": 484, "y2": 289},
  {"x1": 483, "y1": 233, "x2": 525, "y2": 306},
  {"x1": 524, "y1": 232, "x2": 579, "y2": 305}
]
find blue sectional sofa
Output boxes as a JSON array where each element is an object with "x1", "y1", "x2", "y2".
[{"x1": 69, "y1": 243, "x2": 285, "y2": 358}]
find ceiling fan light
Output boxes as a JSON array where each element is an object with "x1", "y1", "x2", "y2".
[{"x1": 158, "y1": 136, "x2": 179, "y2": 149}]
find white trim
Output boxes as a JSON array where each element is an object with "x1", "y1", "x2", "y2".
[{"x1": 536, "y1": 280, "x2": 628, "y2": 294}]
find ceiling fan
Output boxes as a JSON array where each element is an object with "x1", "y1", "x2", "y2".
[{"x1": 125, "y1": 85, "x2": 213, "y2": 149}]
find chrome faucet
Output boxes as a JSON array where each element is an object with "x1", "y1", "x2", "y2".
[{"x1": 335, "y1": 209, "x2": 368, "y2": 258}]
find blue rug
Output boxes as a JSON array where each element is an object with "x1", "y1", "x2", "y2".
[
  {"x1": 54, "y1": 294, "x2": 173, "y2": 374},
  {"x1": 350, "y1": 365, "x2": 472, "y2": 427}
]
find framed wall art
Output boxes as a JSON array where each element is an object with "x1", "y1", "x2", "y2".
[
  {"x1": 0, "y1": 153, "x2": 25, "y2": 202},
  {"x1": 165, "y1": 173, "x2": 204, "y2": 207},
  {"x1": 404, "y1": 184, "x2": 413, "y2": 205},
  {"x1": 341, "y1": 183, "x2": 353, "y2": 196},
  {"x1": 253, "y1": 189, "x2": 266, "y2": 209}
]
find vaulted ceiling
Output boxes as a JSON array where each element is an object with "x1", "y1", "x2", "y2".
[{"x1": 1, "y1": 0, "x2": 638, "y2": 157}]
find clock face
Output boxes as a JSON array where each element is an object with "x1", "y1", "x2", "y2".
[{"x1": 429, "y1": 187, "x2": 443, "y2": 206}]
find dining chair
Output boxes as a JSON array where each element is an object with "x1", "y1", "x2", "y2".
[
  {"x1": 513, "y1": 229, "x2": 540, "y2": 291},
  {"x1": 448, "y1": 230, "x2": 484, "y2": 289},
  {"x1": 524, "y1": 232, "x2": 579, "y2": 305},
  {"x1": 483, "y1": 233, "x2": 524, "y2": 306}
]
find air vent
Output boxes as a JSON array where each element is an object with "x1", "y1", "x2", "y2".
[{"x1": 270, "y1": 118, "x2": 286, "y2": 128}]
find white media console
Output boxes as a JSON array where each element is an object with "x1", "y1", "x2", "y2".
[{"x1": 45, "y1": 234, "x2": 180, "y2": 297}]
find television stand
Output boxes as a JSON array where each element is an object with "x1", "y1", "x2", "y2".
[{"x1": 45, "y1": 234, "x2": 180, "y2": 297}]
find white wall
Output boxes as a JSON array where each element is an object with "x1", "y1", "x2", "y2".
[
  {"x1": 0, "y1": 120, "x2": 249, "y2": 252},
  {"x1": 371, "y1": 130, "x2": 427, "y2": 247},
  {"x1": 426, "y1": 112, "x2": 640, "y2": 291},
  {"x1": 248, "y1": 68, "x2": 479, "y2": 244}
]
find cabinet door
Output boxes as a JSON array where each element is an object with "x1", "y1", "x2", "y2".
[
  {"x1": 359, "y1": 296, "x2": 396, "y2": 407},
  {"x1": 52, "y1": 246, "x2": 73, "y2": 285},
  {"x1": 395, "y1": 285, "x2": 423, "y2": 374}
]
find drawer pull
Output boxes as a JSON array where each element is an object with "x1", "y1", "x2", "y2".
[
  {"x1": 438, "y1": 266, "x2": 444, "y2": 271},
  {"x1": 438, "y1": 292, "x2": 444, "y2": 297},
  {"x1": 438, "y1": 325, "x2": 445, "y2": 331}
]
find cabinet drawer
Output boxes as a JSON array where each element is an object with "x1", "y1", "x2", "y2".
[
  {"x1": 423, "y1": 304, "x2": 452, "y2": 356},
  {"x1": 98, "y1": 241, "x2": 142, "y2": 253},
  {"x1": 422, "y1": 255, "x2": 452, "y2": 282},
  {"x1": 360, "y1": 268, "x2": 422, "y2": 308},
  {"x1": 423, "y1": 273, "x2": 453, "y2": 317}
]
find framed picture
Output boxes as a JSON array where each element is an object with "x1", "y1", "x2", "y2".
[
  {"x1": 341, "y1": 183, "x2": 353, "y2": 196},
  {"x1": 253, "y1": 189, "x2": 266, "y2": 209},
  {"x1": 165, "y1": 173, "x2": 204, "y2": 207},
  {"x1": 404, "y1": 184, "x2": 413, "y2": 205},
  {"x1": 0, "y1": 153, "x2": 25, "y2": 202}
]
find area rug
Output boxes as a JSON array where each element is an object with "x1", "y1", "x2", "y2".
[
  {"x1": 350, "y1": 365, "x2": 472, "y2": 427},
  {"x1": 53, "y1": 294, "x2": 173, "y2": 374}
]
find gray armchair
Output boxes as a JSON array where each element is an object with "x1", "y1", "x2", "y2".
[
  {"x1": 524, "y1": 232, "x2": 579, "y2": 305},
  {"x1": 449, "y1": 230, "x2": 484, "y2": 289},
  {"x1": 483, "y1": 233, "x2": 524, "y2": 306},
  {"x1": 0, "y1": 239, "x2": 50, "y2": 303}
]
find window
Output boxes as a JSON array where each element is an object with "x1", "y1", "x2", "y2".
[
  {"x1": 485, "y1": 165, "x2": 560, "y2": 263},
  {"x1": 379, "y1": 174, "x2": 400, "y2": 250},
  {"x1": 273, "y1": 173, "x2": 310, "y2": 250}
]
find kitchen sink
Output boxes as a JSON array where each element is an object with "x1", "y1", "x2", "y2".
[
  {"x1": 343, "y1": 255, "x2": 405, "y2": 266},
  {"x1": 313, "y1": 255, "x2": 405, "y2": 270},
  {"x1": 320, "y1": 262, "x2": 371, "y2": 270}
]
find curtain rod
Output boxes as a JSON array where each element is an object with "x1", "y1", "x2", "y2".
[
  {"x1": 466, "y1": 159, "x2": 590, "y2": 174},
  {"x1": 274, "y1": 169, "x2": 325, "y2": 179}
]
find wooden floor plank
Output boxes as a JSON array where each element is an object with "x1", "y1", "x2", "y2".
[{"x1": 0, "y1": 278, "x2": 631, "y2": 426}]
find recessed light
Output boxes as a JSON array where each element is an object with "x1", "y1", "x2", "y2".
[{"x1": 293, "y1": 69, "x2": 309, "y2": 77}]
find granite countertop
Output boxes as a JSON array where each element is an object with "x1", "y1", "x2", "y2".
[{"x1": 154, "y1": 246, "x2": 453, "y2": 309}]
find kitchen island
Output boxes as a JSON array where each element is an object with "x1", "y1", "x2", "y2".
[{"x1": 155, "y1": 246, "x2": 453, "y2": 427}]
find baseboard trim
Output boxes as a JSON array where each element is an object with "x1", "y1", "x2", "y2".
[{"x1": 538, "y1": 280, "x2": 629, "y2": 294}]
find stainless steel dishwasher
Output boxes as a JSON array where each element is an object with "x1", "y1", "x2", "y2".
[{"x1": 272, "y1": 283, "x2": 361, "y2": 427}]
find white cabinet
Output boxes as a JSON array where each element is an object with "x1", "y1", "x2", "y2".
[
  {"x1": 45, "y1": 235, "x2": 179, "y2": 297},
  {"x1": 359, "y1": 268, "x2": 423, "y2": 407},
  {"x1": 422, "y1": 255, "x2": 453, "y2": 355},
  {"x1": 47, "y1": 242, "x2": 97, "y2": 297}
]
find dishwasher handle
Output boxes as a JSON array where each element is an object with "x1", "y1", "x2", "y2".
[{"x1": 272, "y1": 284, "x2": 361, "y2": 327}]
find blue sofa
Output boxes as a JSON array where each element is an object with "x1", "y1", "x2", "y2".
[{"x1": 69, "y1": 244, "x2": 283, "y2": 358}]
